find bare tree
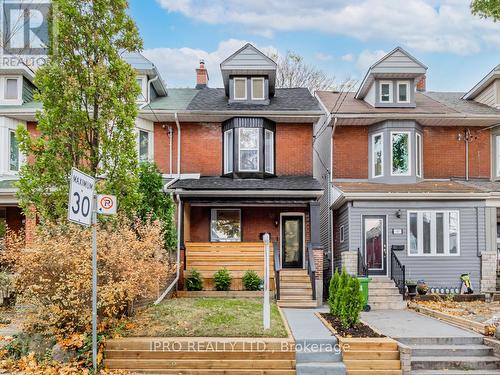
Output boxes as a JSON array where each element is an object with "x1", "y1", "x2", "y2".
[{"x1": 269, "y1": 51, "x2": 342, "y2": 93}]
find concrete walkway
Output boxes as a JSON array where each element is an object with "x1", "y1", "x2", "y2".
[
  {"x1": 361, "y1": 309, "x2": 482, "y2": 338},
  {"x1": 282, "y1": 307, "x2": 333, "y2": 341}
]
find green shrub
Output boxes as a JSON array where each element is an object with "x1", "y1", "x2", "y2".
[
  {"x1": 213, "y1": 268, "x2": 232, "y2": 291},
  {"x1": 186, "y1": 269, "x2": 203, "y2": 291},
  {"x1": 338, "y1": 277, "x2": 364, "y2": 329},
  {"x1": 331, "y1": 268, "x2": 349, "y2": 316},
  {"x1": 242, "y1": 270, "x2": 261, "y2": 291},
  {"x1": 328, "y1": 268, "x2": 340, "y2": 311}
]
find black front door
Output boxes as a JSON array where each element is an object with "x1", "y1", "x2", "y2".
[
  {"x1": 363, "y1": 215, "x2": 387, "y2": 276},
  {"x1": 281, "y1": 215, "x2": 303, "y2": 268}
]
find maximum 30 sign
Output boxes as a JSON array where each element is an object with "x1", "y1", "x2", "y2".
[{"x1": 68, "y1": 168, "x2": 95, "y2": 226}]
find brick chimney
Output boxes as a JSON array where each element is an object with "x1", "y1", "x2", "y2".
[
  {"x1": 416, "y1": 75, "x2": 426, "y2": 92},
  {"x1": 196, "y1": 60, "x2": 209, "y2": 89}
]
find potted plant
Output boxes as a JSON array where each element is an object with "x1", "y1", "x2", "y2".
[
  {"x1": 417, "y1": 280, "x2": 428, "y2": 295},
  {"x1": 406, "y1": 280, "x2": 417, "y2": 298}
]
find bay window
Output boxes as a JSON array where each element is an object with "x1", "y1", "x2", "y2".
[
  {"x1": 9, "y1": 130, "x2": 19, "y2": 171},
  {"x1": 416, "y1": 133, "x2": 422, "y2": 178},
  {"x1": 222, "y1": 117, "x2": 275, "y2": 178},
  {"x1": 408, "y1": 210, "x2": 460, "y2": 256},
  {"x1": 391, "y1": 132, "x2": 410, "y2": 176},
  {"x1": 211, "y1": 209, "x2": 241, "y2": 242},
  {"x1": 496, "y1": 135, "x2": 500, "y2": 178},
  {"x1": 372, "y1": 133, "x2": 383, "y2": 177}
]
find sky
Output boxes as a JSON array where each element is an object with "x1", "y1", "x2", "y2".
[{"x1": 128, "y1": 0, "x2": 500, "y2": 93}]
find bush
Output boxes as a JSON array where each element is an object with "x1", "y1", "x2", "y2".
[
  {"x1": 2, "y1": 218, "x2": 174, "y2": 338},
  {"x1": 242, "y1": 270, "x2": 261, "y2": 291},
  {"x1": 329, "y1": 268, "x2": 349, "y2": 316},
  {"x1": 328, "y1": 268, "x2": 340, "y2": 309},
  {"x1": 338, "y1": 277, "x2": 364, "y2": 329},
  {"x1": 213, "y1": 268, "x2": 232, "y2": 291},
  {"x1": 186, "y1": 269, "x2": 203, "y2": 291}
]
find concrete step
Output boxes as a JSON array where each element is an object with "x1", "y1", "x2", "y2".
[
  {"x1": 369, "y1": 301, "x2": 407, "y2": 310},
  {"x1": 368, "y1": 288, "x2": 402, "y2": 297},
  {"x1": 296, "y1": 350, "x2": 342, "y2": 363},
  {"x1": 368, "y1": 295, "x2": 404, "y2": 304},
  {"x1": 413, "y1": 370, "x2": 500, "y2": 375},
  {"x1": 397, "y1": 337, "x2": 485, "y2": 346},
  {"x1": 296, "y1": 362, "x2": 346, "y2": 375},
  {"x1": 369, "y1": 277, "x2": 396, "y2": 284},
  {"x1": 411, "y1": 356, "x2": 500, "y2": 371},
  {"x1": 410, "y1": 344, "x2": 493, "y2": 357}
]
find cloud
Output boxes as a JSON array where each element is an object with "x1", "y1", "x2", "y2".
[
  {"x1": 156, "y1": 0, "x2": 500, "y2": 55},
  {"x1": 315, "y1": 52, "x2": 333, "y2": 61},
  {"x1": 356, "y1": 49, "x2": 387, "y2": 72},
  {"x1": 142, "y1": 39, "x2": 277, "y2": 88},
  {"x1": 341, "y1": 53, "x2": 354, "y2": 62}
]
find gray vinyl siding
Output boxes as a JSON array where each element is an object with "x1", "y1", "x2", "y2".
[
  {"x1": 222, "y1": 47, "x2": 276, "y2": 70},
  {"x1": 345, "y1": 200, "x2": 485, "y2": 291},
  {"x1": 375, "y1": 49, "x2": 424, "y2": 70},
  {"x1": 475, "y1": 82, "x2": 496, "y2": 107}
]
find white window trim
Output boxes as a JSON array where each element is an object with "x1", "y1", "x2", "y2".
[
  {"x1": 496, "y1": 135, "x2": 500, "y2": 177},
  {"x1": 137, "y1": 129, "x2": 154, "y2": 162},
  {"x1": 397, "y1": 80, "x2": 410, "y2": 104},
  {"x1": 416, "y1": 133, "x2": 423, "y2": 178},
  {"x1": 407, "y1": 210, "x2": 460, "y2": 256},
  {"x1": 390, "y1": 131, "x2": 412, "y2": 176},
  {"x1": 339, "y1": 225, "x2": 345, "y2": 243},
  {"x1": 136, "y1": 75, "x2": 148, "y2": 104},
  {"x1": 0, "y1": 76, "x2": 22, "y2": 105},
  {"x1": 238, "y1": 127, "x2": 259, "y2": 172},
  {"x1": 264, "y1": 129, "x2": 274, "y2": 174},
  {"x1": 379, "y1": 80, "x2": 393, "y2": 103},
  {"x1": 224, "y1": 129, "x2": 233, "y2": 174},
  {"x1": 251, "y1": 77, "x2": 265, "y2": 100},
  {"x1": 233, "y1": 77, "x2": 247, "y2": 100},
  {"x1": 210, "y1": 208, "x2": 242, "y2": 242},
  {"x1": 8, "y1": 130, "x2": 20, "y2": 172},
  {"x1": 371, "y1": 132, "x2": 384, "y2": 178}
]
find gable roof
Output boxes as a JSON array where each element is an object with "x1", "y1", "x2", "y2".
[
  {"x1": 220, "y1": 43, "x2": 277, "y2": 96},
  {"x1": 355, "y1": 47, "x2": 427, "y2": 99},
  {"x1": 122, "y1": 52, "x2": 167, "y2": 97},
  {"x1": 462, "y1": 64, "x2": 500, "y2": 100}
]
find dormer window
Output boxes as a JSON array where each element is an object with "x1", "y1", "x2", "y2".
[
  {"x1": 223, "y1": 117, "x2": 275, "y2": 178},
  {"x1": 380, "y1": 81, "x2": 393, "y2": 103},
  {"x1": 136, "y1": 76, "x2": 148, "y2": 103},
  {"x1": 397, "y1": 81, "x2": 410, "y2": 103},
  {"x1": 233, "y1": 77, "x2": 247, "y2": 100},
  {"x1": 0, "y1": 76, "x2": 21, "y2": 104},
  {"x1": 251, "y1": 78, "x2": 265, "y2": 100}
]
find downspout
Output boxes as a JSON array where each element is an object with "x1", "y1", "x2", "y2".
[
  {"x1": 155, "y1": 112, "x2": 182, "y2": 304},
  {"x1": 139, "y1": 75, "x2": 159, "y2": 110},
  {"x1": 168, "y1": 126, "x2": 173, "y2": 175},
  {"x1": 329, "y1": 116, "x2": 337, "y2": 275}
]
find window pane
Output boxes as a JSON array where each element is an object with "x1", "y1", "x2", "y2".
[
  {"x1": 240, "y1": 150, "x2": 258, "y2": 171},
  {"x1": 398, "y1": 83, "x2": 407, "y2": 102},
  {"x1": 9, "y1": 131, "x2": 19, "y2": 171},
  {"x1": 211, "y1": 209, "x2": 241, "y2": 242},
  {"x1": 252, "y1": 78, "x2": 264, "y2": 100},
  {"x1": 423, "y1": 212, "x2": 431, "y2": 254},
  {"x1": 139, "y1": 130, "x2": 149, "y2": 162},
  {"x1": 381, "y1": 83, "x2": 390, "y2": 102},
  {"x1": 497, "y1": 136, "x2": 500, "y2": 177},
  {"x1": 373, "y1": 134, "x2": 383, "y2": 177},
  {"x1": 409, "y1": 212, "x2": 418, "y2": 254},
  {"x1": 416, "y1": 134, "x2": 422, "y2": 177},
  {"x1": 436, "y1": 212, "x2": 444, "y2": 254},
  {"x1": 137, "y1": 79, "x2": 144, "y2": 101},
  {"x1": 392, "y1": 133, "x2": 409, "y2": 175},
  {"x1": 5, "y1": 78, "x2": 18, "y2": 100},
  {"x1": 234, "y1": 79, "x2": 246, "y2": 99},
  {"x1": 265, "y1": 129, "x2": 273, "y2": 173},
  {"x1": 239, "y1": 128, "x2": 259, "y2": 149},
  {"x1": 224, "y1": 130, "x2": 233, "y2": 174},
  {"x1": 449, "y1": 212, "x2": 459, "y2": 254},
  {"x1": 239, "y1": 128, "x2": 259, "y2": 171}
]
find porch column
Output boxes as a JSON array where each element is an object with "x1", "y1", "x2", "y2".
[
  {"x1": 481, "y1": 207, "x2": 497, "y2": 293},
  {"x1": 309, "y1": 201, "x2": 323, "y2": 304}
]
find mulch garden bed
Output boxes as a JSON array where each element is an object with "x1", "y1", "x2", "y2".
[{"x1": 319, "y1": 313, "x2": 385, "y2": 338}]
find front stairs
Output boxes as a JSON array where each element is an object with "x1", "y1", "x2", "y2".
[
  {"x1": 277, "y1": 269, "x2": 317, "y2": 308},
  {"x1": 368, "y1": 277, "x2": 406, "y2": 310}
]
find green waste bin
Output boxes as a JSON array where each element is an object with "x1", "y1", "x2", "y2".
[{"x1": 357, "y1": 277, "x2": 371, "y2": 312}]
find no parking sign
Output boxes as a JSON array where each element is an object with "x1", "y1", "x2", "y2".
[{"x1": 97, "y1": 194, "x2": 117, "y2": 215}]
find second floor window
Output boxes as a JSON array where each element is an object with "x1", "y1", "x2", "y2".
[
  {"x1": 9, "y1": 130, "x2": 19, "y2": 172},
  {"x1": 372, "y1": 133, "x2": 383, "y2": 177},
  {"x1": 239, "y1": 128, "x2": 259, "y2": 171},
  {"x1": 391, "y1": 132, "x2": 410, "y2": 176},
  {"x1": 138, "y1": 129, "x2": 152, "y2": 162}
]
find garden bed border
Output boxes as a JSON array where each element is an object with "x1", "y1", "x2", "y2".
[{"x1": 176, "y1": 290, "x2": 264, "y2": 298}]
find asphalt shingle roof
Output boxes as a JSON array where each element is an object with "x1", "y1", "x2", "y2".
[
  {"x1": 172, "y1": 176, "x2": 322, "y2": 191},
  {"x1": 187, "y1": 88, "x2": 321, "y2": 112},
  {"x1": 423, "y1": 92, "x2": 500, "y2": 115},
  {"x1": 148, "y1": 88, "x2": 200, "y2": 111},
  {"x1": 334, "y1": 180, "x2": 483, "y2": 194}
]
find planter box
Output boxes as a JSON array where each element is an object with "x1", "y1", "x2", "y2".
[
  {"x1": 415, "y1": 294, "x2": 485, "y2": 302},
  {"x1": 177, "y1": 290, "x2": 264, "y2": 298},
  {"x1": 316, "y1": 312, "x2": 403, "y2": 375}
]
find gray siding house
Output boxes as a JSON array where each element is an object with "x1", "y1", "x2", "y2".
[{"x1": 315, "y1": 47, "x2": 500, "y2": 305}]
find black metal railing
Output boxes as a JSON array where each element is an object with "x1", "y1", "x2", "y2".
[
  {"x1": 306, "y1": 243, "x2": 316, "y2": 300},
  {"x1": 273, "y1": 241, "x2": 281, "y2": 300},
  {"x1": 357, "y1": 247, "x2": 368, "y2": 277},
  {"x1": 391, "y1": 251, "x2": 406, "y2": 299}
]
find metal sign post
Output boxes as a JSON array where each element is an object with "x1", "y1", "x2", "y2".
[
  {"x1": 67, "y1": 168, "x2": 117, "y2": 373},
  {"x1": 263, "y1": 233, "x2": 270, "y2": 330}
]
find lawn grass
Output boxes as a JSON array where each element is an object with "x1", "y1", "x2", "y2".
[{"x1": 124, "y1": 298, "x2": 288, "y2": 338}]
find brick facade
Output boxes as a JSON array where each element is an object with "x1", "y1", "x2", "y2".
[
  {"x1": 333, "y1": 126, "x2": 369, "y2": 179},
  {"x1": 156, "y1": 122, "x2": 313, "y2": 177}
]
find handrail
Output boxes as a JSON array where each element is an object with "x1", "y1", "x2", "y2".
[
  {"x1": 273, "y1": 241, "x2": 281, "y2": 300},
  {"x1": 306, "y1": 243, "x2": 316, "y2": 300},
  {"x1": 357, "y1": 248, "x2": 368, "y2": 277},
  {"x1": 390, "y1": 251, "x2": 406, "y2": 299}
]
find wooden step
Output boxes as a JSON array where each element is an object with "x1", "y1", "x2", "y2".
[
  {"x1": 104, "y1": 359, "x2": 295, "y2": 370},
  {"x1": 278, "y1": 294, "x2": 314, "y2": 300},
  {"x1": 343, "y1": 359, "x2": 401, "y2": 370},
  {"x1": 105, "y1": 350, "x2": 296, "y2": 360},
  {"x1": 342, "y1": 350, "x2": 400, "y2": 360},
  {"x1": 280, "y1": 289, "x2": 313, "y2": 296},
  {"x1": 277, "y1": 300, "x2": 317, "y2": 308},
  {"x1": 280, "y1": 282, "x2": 312, "y2": 289},
  {"x1": 340, "y1": 338, "x2": 398, "y2": 351},
  {"x1": 117, "y1": 370, "x2": 296, "y2": 374}
]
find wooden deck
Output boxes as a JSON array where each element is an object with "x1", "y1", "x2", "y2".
[{"x1": 185, "y1": 242, "x2": 274, "y2": 290}]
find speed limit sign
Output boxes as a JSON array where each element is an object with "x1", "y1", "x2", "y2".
[{"x1": 68, "y1": 168, "x2": 95, "y2": 226}]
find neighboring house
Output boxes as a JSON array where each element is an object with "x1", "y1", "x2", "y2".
[{"x1": 315, "y1": 48, "x2": 500, "y2": 298}]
